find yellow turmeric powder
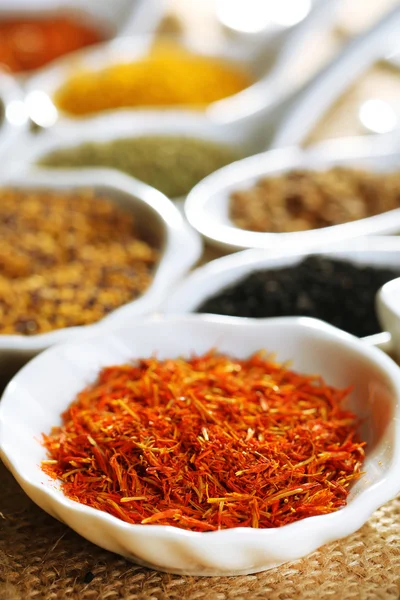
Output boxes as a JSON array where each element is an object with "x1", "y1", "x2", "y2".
[{"x1": 54, "y1": 44, "x2": 253, "y2": 116}]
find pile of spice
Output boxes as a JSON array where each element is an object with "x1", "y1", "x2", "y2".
[
  {"x1": 196, "y1": 256, "x2": 400, "y2": 338},
  {"x1": 42, "y1": 351, "x2": 365, "y2": 531},
  {"x1": 54, "y1": 44, "x2": 253, "y2": 116},
  {"x1": 0, "y1": 16, "x2": 103, "y2": 73},
  {"x1": 39, "y1": 136, "x2": 241, "y2": 199},
  {"x1": 230, "y1": 167, "x2": 400, "y2": 232},
  {"x1": 0, "y1": 188, "x2": 158, "y2": 335}
]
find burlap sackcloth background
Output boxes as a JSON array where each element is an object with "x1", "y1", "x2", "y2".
[{"x1": 0, "y1": 461, "x2": 399, "y2": 600}]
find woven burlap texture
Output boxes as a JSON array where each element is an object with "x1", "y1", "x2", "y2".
[{"x1": 0, "y1": 463, "x2": 399, "y2": 600}]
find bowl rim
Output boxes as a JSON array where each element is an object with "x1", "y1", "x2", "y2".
[
  {"x1": 1, "y1": 314, "x2": 400, "y2": 544},
  {"x1": 0, "y1": 168, "x2": 202, "y2": 351},
  {"x1": 184, "y1": 138, "x2": 400, "y2": 251},
  {"x1": 9, "y1": 108, "x2": 249, "y2": 204},
  {"x1": 0, "y1": 71, "x2": 28, "y2": 158}
]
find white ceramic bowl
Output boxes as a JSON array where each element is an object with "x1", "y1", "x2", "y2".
[
  {"x1": 9, "y1": 110, "x2": 252, "y2": 202},
  {"x1": 184, "y1": 136, "x2": 400, "y2": 251},
  {"x1": 0, "y1": 169, "x2": 201, "y2": 382},
  {"x1": 164, "y1": 235, "x2": 400, "y2": 352},
  {"x1": 0, "y1": 314, "x2": 399, "y2": 576},
  {"x1": 23, "y1": 0, "x2": 337, "y2": 129},
  {"x1": 24, "y1": 34, "x2": 265, "y2": 126}
]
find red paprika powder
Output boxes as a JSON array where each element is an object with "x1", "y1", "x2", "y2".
[{"x1": 0, "y1": 15, "x2": 104, "y2": 73}]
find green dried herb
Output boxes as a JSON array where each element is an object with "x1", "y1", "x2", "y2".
[{"x1": 39, "y1": 136, "x2": 241, "y2": 199}]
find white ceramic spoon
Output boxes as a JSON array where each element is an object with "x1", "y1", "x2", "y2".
[
  {"x1": 272, "y1": 4, "x2": 400, "y2": 147},
  {"x1": 376, "y1": 277, "x2": 400, "y2": 358},
  {"x1": 1, "y1": 314, "x2": 399, "y2": 576}
]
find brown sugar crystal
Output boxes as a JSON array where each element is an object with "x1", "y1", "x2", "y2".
[{"x1": 0, "y1": 188, "x2": 158, "y2": 335}]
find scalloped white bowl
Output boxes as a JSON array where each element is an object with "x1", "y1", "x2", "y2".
[
  {"x1": 8, "y1": 110, "x2": 252, "y2": 203},
  {"x1": 184, "y1": 135, "x2": 400, "y2": 251},
  {"x1": 24, "y1": 34, "x2": 270, "y2": 126},
  {"x1": 23, "y1": 0, "x2": 334, "y2": 128},
  {"x1": 164, "y1": 235, "x2": 400, "y2": 353},
  {"x1": 1, "y1": 315, "x2": 399, "y2": 576},
  {"x1": 0, "y1": 170, "x2": 201, "y2": 383},
  {"x1": 164, "y1": 235, "x2": 400, "y2": 317}
]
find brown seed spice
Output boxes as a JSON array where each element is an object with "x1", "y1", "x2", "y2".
[
  {"x1": 0, "y1": 188, "x2": 158, "y2": 335},
  {"x1": 230, "y1": 167, "x2": 400, "y2": 233}
]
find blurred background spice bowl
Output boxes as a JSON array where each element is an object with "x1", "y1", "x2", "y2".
[
  {"x1": 376, "y1": 277, "x2": 400, "y2": 359},
  {"x1": 22, "y1": 1, "x2": 338, "y2": 132},
  {"x1": 0, "y1": 0, "x2": 164, "y2": 77},
  {"x1": 0, "y1": 169, "x2": 201, "y2": 387},
  {"x1": 23, "y1": 34, "x2": 253, "y2": 127},
  {"x1": 164, "y1": 236, "x2": 400, "y2": 353},
  {"x1": 184, "y1": 136, "x2": 400, "y2": 252},
  {"x1": 0, "y1": 314, "x2": 399, "y2": 576},
  {"x1": 13, "y1": 110, "x2": 250, "y2": 203}
]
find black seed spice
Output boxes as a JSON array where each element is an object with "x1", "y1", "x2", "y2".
[{"x1": 196, "y1": 256, "x2": 400, "y2": 337}]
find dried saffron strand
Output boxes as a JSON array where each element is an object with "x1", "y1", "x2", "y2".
[{"x1": 42, "y1": 352, "x2": 365, "y2": 532}]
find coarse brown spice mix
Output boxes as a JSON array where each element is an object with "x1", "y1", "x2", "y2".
[
  {"x1": 230, "y1": 167, "x2": 400, "y2": 233},
  {"x1": 0, "y1": 188, "x2": 158, "y2": 335}
]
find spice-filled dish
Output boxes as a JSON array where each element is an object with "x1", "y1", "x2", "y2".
[
  {"x1": 0, "y1": 171, "x2": 201, "y2": 384},
  {"x1": 184, "y1": 143, "x2": 400, "y2": 251},
  {"x1": 25, "y1": 32, "x2": 300, "y2": 128},
  {"x1": 197, "y1": 256, "x2": 400, "y2": 338},
  {"x1": 0, "y1": 15, "x2": 105, "y2": 73},
  {"x1": 0, "y1": 187, "x2": 158, "y2": 335},
  {"x1": 38, "y1": 135, "x2": 242, "y2": 199},
  {"x1": 42, "y1": 351, "x2": 365, "y2": 531},
  {"x1": 1, "y1": 316, "x2": 399, "y2": 575},
  {"x1": 26, "y1": 38, "x2": 254, "y2": 123},
  {"x1": 18, "y1": 111, "x2": 248, "y2": 201},
  {"x1": 54, "y1": 42, "x2": 252, "y2": 116},
  {"x1": 0, "y1": 0, "x2": 162, "y2": 75},
  {"x1": 164, "y1": 237, "x2": 400, "y2": 342},
  {"x1": 230, "y1": 167, "x2": 400, "y2": 234}
]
